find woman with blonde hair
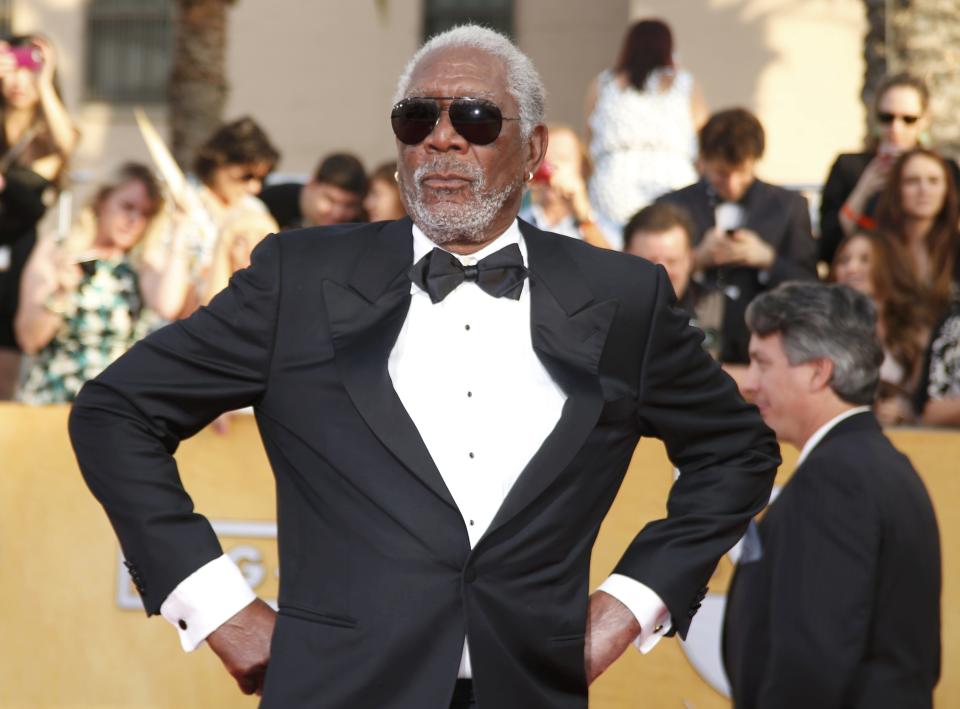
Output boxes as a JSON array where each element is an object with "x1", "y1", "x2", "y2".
[{"x1": 14, "y1": 163, "x2": 168, "y2": 403}]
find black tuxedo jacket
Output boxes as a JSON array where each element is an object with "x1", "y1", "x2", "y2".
[
  {"x1": 658, "y1": 179, "x2": 817, "y2": 364},
  {"x1": 723, "y1": 412, "x2": 941, "y2": 709},
  {"x1": 70, "y1": 218, "x2": 779, "y2": 708}
]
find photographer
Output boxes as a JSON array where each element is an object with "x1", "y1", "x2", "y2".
[
  {"x1": 520, "y1": 123, "x2": 610, "y2": 249},
  {"x1": 0, "y1": 34, "x2": 77, "y2": 398}
]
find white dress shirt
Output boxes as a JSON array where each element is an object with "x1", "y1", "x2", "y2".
[{"x1": 161, "y1": 220, "x2": 670, "y2": 665}]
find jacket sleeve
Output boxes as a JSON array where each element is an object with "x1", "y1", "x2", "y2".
[
  {"x1": 613, "y1": 267, "x2": 780, "y2": 639},
  {"x1": 767, "y1": 191, "x2": 817, "y2": 286},
  {"x1": 757, "y1": 461, "x2": 878, "y2": 706},
  {"x1": 818, "y1": 155, "x2": 852, "y2": 264},
  {"x1": 69, "y1": 233, "x2": 281, "y2": 615}
]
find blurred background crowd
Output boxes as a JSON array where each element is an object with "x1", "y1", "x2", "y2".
[{"x1": 1, "y1": 1, "x2": 959, "y2": 433}]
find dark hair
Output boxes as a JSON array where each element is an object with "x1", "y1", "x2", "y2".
[
  {"x1": 614, "y1": 19, "x2": 674, "y2": 91},
  {"x1": 313, "y1": 152, "x2": 368, "y2": 196},
  {"x1": 623, "y1": 202, "x2": 695, "y2": 251},
  {"x1": 94, "y1": 162, "x2": 163, "y2": 218},
  {"x1": 829, "y1": 231, "x2": 933, "y2": 384},
  {"x1": 699, "y1": 108, "x2": 765, "y2": 164},
  {"x1": 746, "y1": 282, "x2": 884, "y2": 405},
  {"x1": 874, "y1": 147, "x2": 959, "y2": 317},
  {"x1": 874, "y1": 73, "x2": 930, "y2": 115},
  {"x1": 193, "y1": 116, "x2": 280, "y2": 184}
]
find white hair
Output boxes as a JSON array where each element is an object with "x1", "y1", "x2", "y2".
[{"x1": 393, "y1": 24, "x2": 546, "y2": 138}]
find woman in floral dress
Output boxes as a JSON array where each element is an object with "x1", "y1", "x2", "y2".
[{"x1": 14, "y1": 162, "x2": 168, "y2": 404}]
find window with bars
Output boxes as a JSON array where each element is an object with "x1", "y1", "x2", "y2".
[
  {"x1": 423, "y1": 0, "x2": 514, "y2": 41},
  {"x1": 85, "y1": 0, "x2": 173, "y2": 103}
]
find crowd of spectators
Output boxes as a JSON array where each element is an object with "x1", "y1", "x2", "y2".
[{"x1": 1, "y1": 21, "x2": 959, "y2": 431}]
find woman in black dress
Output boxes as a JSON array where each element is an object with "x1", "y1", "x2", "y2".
[{"x1": 0, "y1": 34, "x2": 77, "y2": 398}]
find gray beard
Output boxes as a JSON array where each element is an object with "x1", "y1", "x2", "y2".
[{"x1": 401, "y1": 157, "x2": 521, "y2": 245}]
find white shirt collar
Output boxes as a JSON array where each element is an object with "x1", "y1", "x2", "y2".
[
  {"x1": 795, "y1": 406, "x2": 871, "y2": 467},
  {"x1": 409, "y1": 219, "x2": 527, "y2": 294}
]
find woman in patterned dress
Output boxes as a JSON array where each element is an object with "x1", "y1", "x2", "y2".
[
  {"x1": 584, "y1": 18, "x2": 708, "y2": 248},
  {"x1": 14, "y1": 163, "x2": 166, "y2": 404}
]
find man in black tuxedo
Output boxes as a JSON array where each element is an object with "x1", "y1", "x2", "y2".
[
  {"x1": 724, "y1": 282, "x2": 941, "y2": 708},
  {"x1": 657, "y1": 108, "x2": 817, "y2": 365},
  {"x1": 70, "y1": 26, "x2": 779, "y2": 708}
]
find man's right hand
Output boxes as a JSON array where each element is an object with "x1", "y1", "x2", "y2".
[{"x1": 206, "y1": 598, "x2": 277, "y2": 696}]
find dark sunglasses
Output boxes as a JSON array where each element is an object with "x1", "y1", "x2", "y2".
[
  {"x1": 878, "y1": 112, "x2": 920, "y2": 125},
  {"x1": 391, "y1": 96, "x2": 519, "y2": 146}
]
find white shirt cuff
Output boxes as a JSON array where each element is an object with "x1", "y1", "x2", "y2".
[
  {"x1": 159, "y1": 554, "x2": 257, "y2": 652},
  {"x1": 597, "y1": 573, "x2": 672, "y2": 654}
]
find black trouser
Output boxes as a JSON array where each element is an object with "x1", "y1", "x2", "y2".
[{"x1": 449, "y1": 679, "x2": 475, "y2": 708}]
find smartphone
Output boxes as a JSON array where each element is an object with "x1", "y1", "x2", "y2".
[{"x1": 10, "y1": 46, "x2": 42, "y2": 71}]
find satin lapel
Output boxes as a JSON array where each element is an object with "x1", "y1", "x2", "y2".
[
  {"x1": 323, "y1": 218, "x2": 457, "y2": 509},
  {"x1": 485, "y1": 222, "x2": 617, "y2": 537}
]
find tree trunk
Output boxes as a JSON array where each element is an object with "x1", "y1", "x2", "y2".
[
  {"x1": 169, "y1": 0, "x2": 235, "y2": 170},
  {"x1": 861, "y1": 0, "x2": 887, "y2": 141},
  {"x1": 863, "y1": 0, "x2": 960, "y2": 160}
]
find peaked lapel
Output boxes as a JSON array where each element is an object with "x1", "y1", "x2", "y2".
[
  {"x1": 483, "y1": 222, "x2": 617, "y2": 540},
  {"x1": 322, "y1": 217, "x2": 458, "y2": 510}
]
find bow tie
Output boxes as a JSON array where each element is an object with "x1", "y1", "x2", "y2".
[{"x1": 409, "y1": 243, "x2": 528, "y2": 304}]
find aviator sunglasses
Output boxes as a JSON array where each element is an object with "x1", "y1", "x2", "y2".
[
  {"x1": 878, "y1": 111, "x2": 920, "y2": 125},
  {"x1": 391, "y1": 96, "x2": 519, "y2": 146}
]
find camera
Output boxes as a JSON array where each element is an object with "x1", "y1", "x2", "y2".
[{"x1": 10, "y1": 46, "x2": 42, "y2": 71}]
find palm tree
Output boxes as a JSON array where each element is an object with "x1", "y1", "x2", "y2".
[{"x1": 169, "y1": 0, "x2": 236, "y2": 169}]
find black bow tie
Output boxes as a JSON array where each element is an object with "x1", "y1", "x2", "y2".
[{"x1": 409, "y1": 243, "x2": 528, "y2": 304}]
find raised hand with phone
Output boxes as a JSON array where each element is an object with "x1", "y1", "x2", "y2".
[{"x1": 522, "y1": 124, "x2": 611, "y2": 249}]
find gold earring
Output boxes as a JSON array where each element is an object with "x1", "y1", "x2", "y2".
[
  {"x1": 526, "y1": 171, "x2": 534, "y2": 182},
  {"x1": 394, "y1": 171, "x2": 400, "y2": 182}
]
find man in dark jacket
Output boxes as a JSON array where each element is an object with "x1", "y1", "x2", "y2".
[
  {"x1": 725, "y1": 282, "x2": 941, "y2": 708},
  {"x1": 658, "y1": 108, "x2": 817, "y2": 364},
  {"x1": 70, "y1": 26, "x2": 780, "y2": 709}
]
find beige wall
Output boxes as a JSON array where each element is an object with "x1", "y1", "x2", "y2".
[
  {"x1": 17, "y1": 0, "x2": 864, "y2": 206},
  {"x1": 630, "y1": 0, "x2": 867, "y2": 184}
]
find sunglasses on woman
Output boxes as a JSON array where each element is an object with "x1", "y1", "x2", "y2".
[
  {"x1": 391, "y1": 96, "x2": 519, "y2": 146},
  {"x1": 878, "y1": 112, "x2": 920, "y2": 125}
]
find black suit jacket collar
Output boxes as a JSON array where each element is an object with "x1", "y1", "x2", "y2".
[{"x1": 322, "y1": 217, "x2": 617, "y2": 544}]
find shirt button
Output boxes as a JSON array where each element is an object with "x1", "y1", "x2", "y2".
[
  {"x1": 178, "y1": 619, "x2": 188, "y2": 630},
  {"x1": 469, "y1": 452, "x2": 475, "y2": 459},
  {"x1": 467, "y1": 391, "x2": 472, "y2": 398},
  {"x1": 465, "y1": 324, "x2": 471, "y2": 331},
  {"x1": 469, "y1": 519, "x2": 475, "y2": 526}
]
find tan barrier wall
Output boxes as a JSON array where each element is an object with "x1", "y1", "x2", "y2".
[{"x1": 1, "y1": 404, "x2": 955, "y2": 707}]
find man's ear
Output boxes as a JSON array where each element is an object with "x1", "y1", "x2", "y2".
[
  {"x1": 525, "y1": 123, "x2": 548, "y2": 179},
  {"x1": 808, "y1": 357, "x2": 835, "y2": 393}
]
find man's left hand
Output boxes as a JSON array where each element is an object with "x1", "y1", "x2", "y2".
[{"x1": 584, "y1": 590, "x2": 641, "y2": 685}]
